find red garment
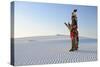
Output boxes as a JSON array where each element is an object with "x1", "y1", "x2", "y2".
[
  {"x1": 70, "y1": 24, "x2": 78, "y2": 40},
  {"x1": 70, "y1": 32, "x2": 75, "y2": 40}
]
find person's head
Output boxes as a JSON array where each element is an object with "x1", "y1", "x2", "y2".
[{"x1": 73, "y1": 9, "x2": 77, "y2": 12}]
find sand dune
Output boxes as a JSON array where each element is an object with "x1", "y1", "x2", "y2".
[{"x1": 14, "y1": 35, "x2": 97, "y2": 66}]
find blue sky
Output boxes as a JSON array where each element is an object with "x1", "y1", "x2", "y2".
[{"x1": 13, "y1": 1, "x2": 97, "y2": 38}]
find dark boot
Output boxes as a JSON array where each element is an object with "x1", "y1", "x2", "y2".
[{"x1": 69, "y1": 49, "x2": 74, "y2": 52}]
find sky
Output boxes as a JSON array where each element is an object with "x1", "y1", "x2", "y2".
[{"x1": 13, "y1": 1, "x2": 97, "y2": 38}]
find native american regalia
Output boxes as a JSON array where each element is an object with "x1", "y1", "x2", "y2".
[{"x1": 70, "y1": 11, "x2": 79, "y2": 50}]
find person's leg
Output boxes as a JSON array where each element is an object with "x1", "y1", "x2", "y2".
[
  {"x1": 76, "y1": 31, "x2": 79, "y2": 49},
  {"x1": 75, "y1": 29, "x2": 78, "y2": 50},
  {"x1": 69, "y1": 32, "x2": 73, "y2": 51},
  {"x1": 69, "y1": 39, "x2": 75, "y2": 51},
  {"x1": 75, "y1": 37, "x2": 78, "y2": 50}
]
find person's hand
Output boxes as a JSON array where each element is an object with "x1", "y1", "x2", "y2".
[{"x1": 64, "y1": 22, "x2": 66, "y2": 24}]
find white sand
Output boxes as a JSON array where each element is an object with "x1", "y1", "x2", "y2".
[{"x1": 14, "y1": 35, "x2": 97, "y2": 66}]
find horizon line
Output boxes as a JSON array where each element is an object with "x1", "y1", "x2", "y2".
[{"x1": 14, "y1": 34, "x2": 97, "y2": 39}]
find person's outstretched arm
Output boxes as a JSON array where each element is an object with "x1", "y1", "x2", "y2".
[
  {"x1": 64, "y1": 22, "x2": 71, "y2": 31},
  {"x1": 64, "y1": 22, "x2": 68, "y2": 27}
]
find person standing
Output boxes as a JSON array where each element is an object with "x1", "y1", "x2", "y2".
[
  {"x1": 70, "y1": 9, "x2": 79, "y2": 51},
  {"x1": 64, "y1": 9, "x2": 79, "y2": 51}
]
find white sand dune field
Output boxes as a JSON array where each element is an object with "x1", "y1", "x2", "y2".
[{"x1": 14, "y1": 35, "x2": 97, "y2": 66}]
